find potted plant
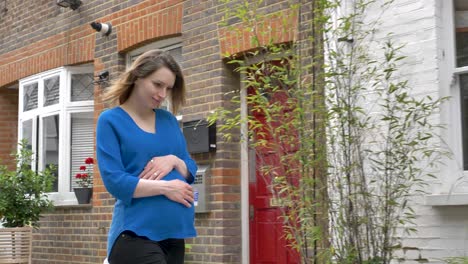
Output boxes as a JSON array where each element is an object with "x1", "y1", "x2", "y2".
[
  {"x1": 0, "y1": 139, "x2": 55, "y2": 263},
  {"x1": 73, "y1": 157, "x2": 94, "y2": 204}
]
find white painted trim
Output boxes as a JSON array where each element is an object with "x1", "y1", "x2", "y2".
[
  {"x1": 237, "y1": 54, "x2": 292, "y2": 263},
  {"x1": 425, "y1": 193, "x2": 468, "y2": 206},
  {"x1": 65, "y1": 111, "x2": 72, "y2": 192},
  {"x1": 454, "y1": 65, "x2": 468, "y2": 74},
  {"x1": 126, "y1": 37, "x2": 183, "y2": 68},
  {"x1": 66, "y1": 66, "x2": 95, "y2": 107},
  {"x1": 434, "y1": 0, "x2": 468, "y2": 199},
  {"x1": 49, "y1": 191, "x2": 81, "y2": 206},
  {"x1": 17, "y1": 66, "x2": 94, "y2": 204},
  {"x1": 240, "y1": 74, "x2": 250, "y2": 264}
]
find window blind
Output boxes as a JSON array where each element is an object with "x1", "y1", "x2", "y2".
[{"x1": 70, "y1": 112, "x2": 94, "y2": 190}]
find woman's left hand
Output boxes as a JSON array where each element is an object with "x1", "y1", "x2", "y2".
[{"x1": 139, "y1": 155, "x2": 176, "y2": 180}]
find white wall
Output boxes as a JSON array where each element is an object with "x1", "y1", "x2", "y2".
[{"x1": 363, "y1": 0, "x2": 468, "y2": 262}]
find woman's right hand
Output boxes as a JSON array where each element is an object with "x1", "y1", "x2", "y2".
[{"x1": 163, "y1": 180, "x2": 194, "y2": 208}]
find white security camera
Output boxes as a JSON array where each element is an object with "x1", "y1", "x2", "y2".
[{"x1": 90, "y1": 22, "x2": 112, "y2": 36}]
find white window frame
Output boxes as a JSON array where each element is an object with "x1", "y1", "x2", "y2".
[
  {"x1": 126, "y1": 37, "x2": 183, "y2": 121},
  {"x1": 426, "y1": 0, "x2": 468, "y2": 205},
  {"x1": 18, "y1": 66, "x2": 94, "y2": 206}
]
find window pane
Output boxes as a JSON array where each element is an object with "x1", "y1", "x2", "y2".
[
  {"x1": 22, "y1": 119, "x2": 33, "y2": 150},
  {"x1": 167, "y1": 46, "x2": 182, "y2": 65},
  {"x1": 42, "y1": 115, "x2": 59, "y2": 192},
  {"x1": 130, "y1": 46, "x2": 182, "y2": 65},
  {"x1": 21, "y1": 119, "x2": 34, "y2": 170},
  {"x1": 71, "y1": 73, "x2": 94, "y2": 102},
  {"x1": 70, "y1": 112, "x2": 94, "y2": 190},
  {"x1": 460, "y1": 74, "x2": 468, "y2": 169},
  {"x1": 23, "y1": 82, "x2": 38, "y2": 111},
  {"x1": 166, "y1": 47, "x2": 182, "y2": 114},
  {"x1": 44, "y1": 75, "x2": 60, "y2": 106},
  {"x1": 455, "y1": 0, "x2": 468, "y2": 67}
]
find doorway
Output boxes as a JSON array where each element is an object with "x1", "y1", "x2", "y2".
[{"x1": 246, "y1": 60, "x2": 300, "y2": 264}]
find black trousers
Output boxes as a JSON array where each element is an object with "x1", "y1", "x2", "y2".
[{"x1": 108, "y1": 231, "x2": 185, "y2": 264}]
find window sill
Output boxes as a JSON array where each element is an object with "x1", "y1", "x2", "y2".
[
  {"x1": 425, "y1": 193, "x2": 468, "y2": 206},
  {"x1": 53, "y1": 203, "x2": 92, "y2": 209},
  {"x1": 49, "y1": 191, "x2": 90, "y2": 207}
]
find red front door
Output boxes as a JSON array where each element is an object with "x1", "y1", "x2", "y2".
[
  {"x1": 249, "y1": 149, "x2": 300, "y2": 264},
  {"x1": 248, "y1": 61, "x2": 300, "y2": 264}
]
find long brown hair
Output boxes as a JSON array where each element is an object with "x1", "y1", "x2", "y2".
[{"x1": 102, "y1": 49, "x2": 186, "y2": 113}]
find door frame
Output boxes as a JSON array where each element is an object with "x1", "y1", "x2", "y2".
[
  {"x1": 240, "y1": 73, "x2": 250, "y2": 264},
  {"x1": 239, "y1": 54, "x2": 290, "y2": 264}
]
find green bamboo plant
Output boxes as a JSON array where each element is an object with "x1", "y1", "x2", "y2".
[
  {"x1": 445, "y1": 257, "x2": 468, "y2": 264},
  {"x1": 210, "y1": 0, "x2": 449, "y2": 263}
]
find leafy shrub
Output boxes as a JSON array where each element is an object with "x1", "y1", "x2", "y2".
[{"x1": 0, "y1": 140, "x2": 55, "y2": 228}]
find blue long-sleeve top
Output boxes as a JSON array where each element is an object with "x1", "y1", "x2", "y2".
[{"x1": 96, "y1": 107, "x2": 197, "y2": 256}]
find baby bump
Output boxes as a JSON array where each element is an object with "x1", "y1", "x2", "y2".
[{"x1": 125, "y1": 192, "x2": 195, "y2": 232}]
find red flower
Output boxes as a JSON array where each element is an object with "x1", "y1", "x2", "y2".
[{"x1": 75, "y1": 157, "x2": 94, "y2": 188}]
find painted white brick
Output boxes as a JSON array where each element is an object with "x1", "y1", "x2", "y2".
[
  {"x1": 402, "y1": 248, "x2": 422, "y2": 259},
  {"x1": 361, "y1": 0, "x2": 468, "y2": 262}
]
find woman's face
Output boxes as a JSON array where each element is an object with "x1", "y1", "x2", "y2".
[{"x1": 133, "y1": 66, "x2": 175, "y2": 109}]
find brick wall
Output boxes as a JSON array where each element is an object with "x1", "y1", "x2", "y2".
[
  {"x1": 183, "y1": 1, "x2": 304, "y2": 262},
  {"x1": 0, "y1": 0, "x2": 302, "y2": 263},
  {"x1": 373, "y1": 0, "x2": 440, "y2": 261},
  {"x1": 0, "y1": 87, "x2": 18, "y2": 170},
  {"x1": 6, "y1": 0, "x2": 462, "y2": 263}
]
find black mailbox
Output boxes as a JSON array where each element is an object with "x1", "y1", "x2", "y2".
[{"x1": 182, "y1": 119, "x2": 216, "y2": 154}]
